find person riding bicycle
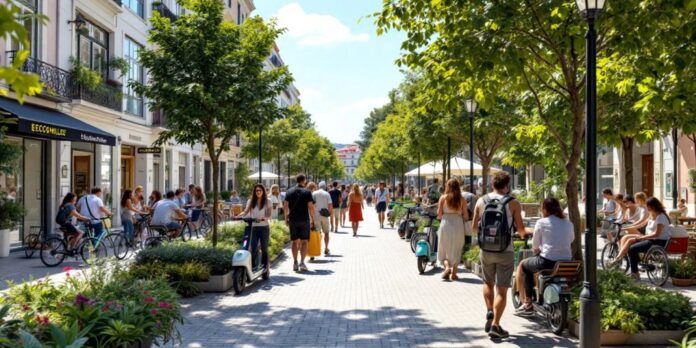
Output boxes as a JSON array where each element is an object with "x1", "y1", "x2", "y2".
[
  {"x1": 76, "y1": 187, "x2": 112, "y2": 239},
  {"x1": 622, "y1": 192, "x2": 649, "y2": 236},
  {"x1": 56, "y1": 192, "x2": 91, "y2": 250},
  {"x1": 514, "y1": 197, "x2": 574, "y2": 317},
  {"x1": 607, "y1": 197, "x2": 672, "y2": 280},
  {"x1": 151, "y1": 191, "x2": 188, "y2": 237}
]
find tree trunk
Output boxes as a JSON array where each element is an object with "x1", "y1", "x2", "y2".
[
  {"x1": 442, "y1": 153, "x2": 448, "y2": 184},
  {"x1": 621, "y1": 137, "x2": 635, "y2": 194},
  {"x1": 481, "y1": 157, "x2": 491, "y2": 195},
  {"x1": 207, "y1": 146, "x2": 220, "y2": 248}
]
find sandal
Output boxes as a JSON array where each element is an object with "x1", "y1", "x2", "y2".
[
  {"x1": 450, "y1": 274, "x2": 459, "y2": 280},
  {"x1": 442, "y1": 268, "x2": 452, "y2": 280}
]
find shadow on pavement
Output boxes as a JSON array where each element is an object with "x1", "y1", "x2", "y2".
[
  {"x1": 177, "y1": 303, "x2": 577, "y2": 347},
  {"x1": 230, "y1": 274, "x2": 305, "y2": 297}
]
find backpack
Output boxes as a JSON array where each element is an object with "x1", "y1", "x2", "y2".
[
  {"x1": 55, "y1": 205, "x2": 68, "y2": 225},
  {"x1": 477, "y1": 194, "x2": 515, "y2": 252}
]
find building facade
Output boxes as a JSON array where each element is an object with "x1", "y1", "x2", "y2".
[
  {"x1": 0, "y1": 0, "x2": 264, "y2": 249},
  {"x1": 336, "y1": 144, "x2": 361, "y2": 182}
]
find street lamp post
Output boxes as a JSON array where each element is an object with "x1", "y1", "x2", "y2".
[
  {"x1": 575, "y1": 1, "x2": 605, "y2": 347},
  {"x1": 465, "y1": 99, "x2": 477, "y2": 194}
]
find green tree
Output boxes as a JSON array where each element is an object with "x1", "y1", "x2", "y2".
[
  {"x1": 357, "y1": 90, "x2": 396, "y2": 150},
  {"x1": 134, "y1": 0, "x2": 292, "y2": 246}
]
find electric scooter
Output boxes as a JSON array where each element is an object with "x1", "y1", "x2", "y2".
[
  {"x1": 415, "y1": 211, "x2": 439, "y2": 274},
  {"x1": 511, "y1": 235, "x2": 581, "y2": 335},
  {"x1": 231, "y1": 217, "x2": 270, "y2": 295}
]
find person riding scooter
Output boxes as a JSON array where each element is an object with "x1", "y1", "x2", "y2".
[
  {"x1": 514, "y1": 197, "x2": 574, "y2": 317},
  {"x1": 236, "y1": 184, "x2": 273, "y2": 272}
]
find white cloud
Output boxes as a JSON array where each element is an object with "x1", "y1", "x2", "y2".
[{"x1": 275, "y1": 3, "x2": 369, "y2": 46}]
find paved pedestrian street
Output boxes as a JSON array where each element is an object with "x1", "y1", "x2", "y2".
[{"x1": 174, "y1": 209, "x2": 578, "y2": 348}]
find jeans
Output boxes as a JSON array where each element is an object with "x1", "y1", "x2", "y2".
[
  {"x1": 251, "y1": 226, "x2": 270, "y2": 269},
  {"x1": 122, "y1": 219, "x2": 134, "y2": 242},
  {"x1": 629, "y1": 239, "x2": 667, "y2": 273},
  {"x1": 86, "y1": 221, "x2": 104, "y2": 239}
]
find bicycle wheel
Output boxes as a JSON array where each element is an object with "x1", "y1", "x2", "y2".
[
  {"x1": 145, "y1": 236, "x2": 167, "y2": 249},
  {"x1": 600, "y1": 242, "x2": 628, "y2": 272},
  {"x1": 111, "y1": 233, "x2": 130, "y2": 260},
  {"x1": 24, "y1": 233, "x2": 39, "y2": 258},
  {"x1": 101, "y1": 233, "x2": 119, "y2": 258},
  {"x1": 181, "y1": 223, "x2": 192, "y2": 241},
  {"x1": 39, "y1": 236, "x2": 67, "y2": 267},
  {"x1": 645, "y1": 247, "x2": 669, "y2": 286},
  {"x1": 80, "y1": 237, "x2": 107, "y2": 262},
  {"x1": 201, "y1": 214, "x2": 213, "y2": 236}
]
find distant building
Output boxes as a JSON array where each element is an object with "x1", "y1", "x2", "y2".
[{"x1": 337, "y1": 144, "x2": 361, "y2": 182}]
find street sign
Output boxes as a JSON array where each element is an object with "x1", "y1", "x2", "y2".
[{"x1": 137, "y1": 147, "x2": 162, "y2": 154}]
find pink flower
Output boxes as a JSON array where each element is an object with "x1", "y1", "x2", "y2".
[
  {"x1": 34, "y1": 315, "x2": 49, "y2": 326},
  {"x1": 74, "y1": 293, "x2": 90, "y2": 306},
  {"x1": 158, "y1": 301, "x2": 171, "y2": 309},
  {"x1": 144, "y1": 297, "x2": 154, "y2": 304},
  {"x1": 21, "y1": 304, "x2": 29, "y2": 311},
  {"x1": 63, "y1": 266, "x2": 72, "y2": 272},
  {"x1": 150, "y1": 309, "x2": 158, "y2": 316}
]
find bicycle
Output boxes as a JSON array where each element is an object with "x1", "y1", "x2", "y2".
[
  {"x1": 23, "y1": 226, "x2": 43, "y2": 258},
  {"x1": 605, "y1": 235, "x2": 689, "y2": 286},
  {"x1": 600, "y1": 219, "x2": 630, "y2": 272},
  {"x1": 183, "y1": 208, "x2": 213, "y2": 239},
  {"x1": 40, "y1": 225, "x2": 105, "y2": 267},
  {"x1": 84, "y1": 217, "x2": 121, "y2": 259}
]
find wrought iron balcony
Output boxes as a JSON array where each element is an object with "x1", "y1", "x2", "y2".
[
  {"x1": 153, "y1": 2, "x2": 178, "y2": 22},
  {"x1": 73, "y1": 82, "x2": 123, "y2": 112},
  {"x1": 6, "y1": 51, "x2": 73, "y2": 102}
]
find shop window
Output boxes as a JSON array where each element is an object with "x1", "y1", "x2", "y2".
[
  {"x1": 123, "y1": 37, "x2": 144, "y2": 116},
  {"x1": 99, "y1": 145, "x2": 113, "y2": 210}
]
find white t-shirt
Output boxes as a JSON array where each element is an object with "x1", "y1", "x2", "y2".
[
  {"x1": 628, "y1": 206, "x2": 647, "y2": 222},
  {"x1": 151, "y1": 199, "x2": 180, "y2": 226},
  {"x1": 246, "y1": 198, "x2": 272, "y2": 227},
  {"x1": 78, "y1": 194, "x2": 105, "y2": 224},
  {"x1": 532, "y1": 215, "x2": 574, "y2": 261},
  {"x1": 603, "y1": 199, "x2": 617, "y2": 217},
  {"x1": 646, "y1": 213, "x2": 671, "y2": 241},
  {"x1": 375, "y1": 188, "x2": 390, "y2": 203},
  {"x1": 312, "y1": 190, "x2": 332, "y2": 219}
]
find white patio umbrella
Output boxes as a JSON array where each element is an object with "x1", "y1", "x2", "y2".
[
  {"x1": 405, "y1": 162, "x2": 441, "y2": 177},
  {"x1": 247, "y1": 171, "x2": 279, "y2": 180},
  {"x1": 405, "y1": 157, "x2": 504, "y2": 177}
]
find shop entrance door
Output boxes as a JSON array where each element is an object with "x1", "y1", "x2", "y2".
[
  {"x1": 121, "y1": 146, "x2": 135, "y2": 192},
  {"x1": 73, "y1": 154, "x2": 92, "y2": 196},
  {"x1": 153, "y1": 163, "x2": 161, "y2": 191},
  {"x1": 642, "y1": 154, "x2": 654, "y2": 197}
]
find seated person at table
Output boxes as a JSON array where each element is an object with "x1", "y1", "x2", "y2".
[
  {"x1": 607, "y1": 197, "x2": 672, "y2": 280},
  {"x1": 678, "y1": 199, "x2": 688, "y2": 217},
  {"x1": 151, "y1": 191, "x2": 187, "y2": 235},
  {"x1": 514, "y1": 198, "x2": 574, "y2": 317}
]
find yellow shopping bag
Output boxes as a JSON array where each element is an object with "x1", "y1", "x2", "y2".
[{"x1": 308, "y1": 230, "x2": 322, "y2": 257}]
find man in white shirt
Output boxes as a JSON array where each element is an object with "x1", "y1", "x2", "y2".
[
  {"x1": 375, "y1": 182, "x2": 390, "y2": 229},
  {"x1": 151, "y1": 191, "x2": 187, "y2": 234},
  {"x1": 76, "y1": 187, "x2": 112, "y2": 238},
  {"x1": 311, "y1": 181, "x2": 333, "y2": 256}
]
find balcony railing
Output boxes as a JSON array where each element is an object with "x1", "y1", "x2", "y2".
[
  {"x1": 153, "y1": 2, "x2": 178, "y2": 22},
  {"x1": 73, "y1": 82, "x2": 123, "y2": 112},
  {"x1": 6, "y1": 51, "x2": 73, "y2": 102}
]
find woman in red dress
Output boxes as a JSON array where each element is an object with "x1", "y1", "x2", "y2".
[{"x1": 348, "y1": 184, "x2": 364, "y2": 237}]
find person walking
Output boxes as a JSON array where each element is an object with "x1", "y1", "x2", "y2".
[
  {"x1": 365, "y1": 184, "x2": 374, "y2": 207},
  {"x1": 283, "y1": 174, "x2": 315, "y2": 272},
  {"x1": 348, "y1": 184, "x2": 364, "y2": 237},
  {"x1": 437, "y1": 179, "x2": 469, "y2": 281},
  {"x1": 462, "y1": 185, "x2": 477, "y2": 247},
  {"x1": 269, "y1": 184, "x2": 282, "y2": 220},
  {"x1": 427, "y1": 178, "x2": 441, "y2": 205},
  {"x1": 340, "y1": 184, "x2": 348, "y2": 227},
  {"x1": 471, "y1": 172, "x2": 526, "y2": 339},
  {"x1": 328, "y1": 182, "x2": 342, "y2": 232},
  {"x1": 374, "y1": 182, "x2": 390, "y2": 229},
  {"x1": 237, "y1": 184, "x2": 272, "y2": 274},
  {"x1": 311, "y1": 181, "x2": 333, "y2": 256}
]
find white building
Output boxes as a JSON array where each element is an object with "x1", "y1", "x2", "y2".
[{"x1": 336, "y1": 144, "x2": 361, "y2": 182}]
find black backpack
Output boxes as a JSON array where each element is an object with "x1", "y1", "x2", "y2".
[{"x1": 477, "y1": 194, "x2": 515, "y2": 252}]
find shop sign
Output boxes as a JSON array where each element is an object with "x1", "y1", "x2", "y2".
[
  {"x1": 17, "y1": 121, "x2": 114, "y2": 145},
  {"x1": 137, "y1": 147, "x2": 162, "y2": 154}
]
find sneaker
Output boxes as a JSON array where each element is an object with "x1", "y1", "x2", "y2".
[
  {"x1": 514, "y1": 305, "x2": 534, "y2": 317},
  {"x1": 324, "y1": 249, "x2": 330, "y2": 256},
  {"x1": 488, "y1": 325, "x2": 509, "y2": 339},
  {"x1": 484, "y1": 310, "x2": 494, "y2": 333},
  {"x1": 293, "y1": 261, "x2": 299, "y2": 272},
  {"x1": 298, "y1": 263, "x2": 308, "y2": 272}
]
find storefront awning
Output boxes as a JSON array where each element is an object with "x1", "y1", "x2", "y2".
[{"x1": 0, "y1": 97, "x2": 116, "y2": 146}]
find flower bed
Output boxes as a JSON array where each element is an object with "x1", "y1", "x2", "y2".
[
  {"x1": 569, "y1": 269, "x2": 692, "y2": 343},
  {"x1": 0, "y1": 263, "x2": 183, "y2": 347}
]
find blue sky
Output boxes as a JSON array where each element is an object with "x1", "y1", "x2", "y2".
[{"x1": 254, "y1": 1, "x2": 405, "y2": 144}]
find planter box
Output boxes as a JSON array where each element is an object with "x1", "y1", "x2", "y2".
[
  {"x1": 672, "y1": 277, "x2": 693, "y2": 287},
  {"x1": 463, "y1": 260, "x2": 471, "y2": 269},
  {"x1": 192, "y1": 271, "x2": 233, "y2": 292},
  {"x1": 569, "y1": 321, "x2": 684, "y2": 346}
]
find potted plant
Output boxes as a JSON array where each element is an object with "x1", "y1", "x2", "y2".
[
  {"x1": 107, "y1": 57, "x2": 130, "y2": 85},
  {"x1": 669, "y1": 259, "x2": 695, "y2": 287},
  {"x1": 0, "y1": 193, "x2": 24, "y2": 257}
]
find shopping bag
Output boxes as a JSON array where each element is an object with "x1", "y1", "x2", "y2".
[{"x1": 308, "y1": 229, "x2": 322, "y2": 257}]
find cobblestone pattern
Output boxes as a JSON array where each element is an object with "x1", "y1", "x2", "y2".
[{"x1": 172, "y1": 210, "x2": 578, "y2": 348}]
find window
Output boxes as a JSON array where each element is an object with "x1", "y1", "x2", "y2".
[
  {"x1": 228, "y1": 0, "x2": 232, "y2": 8},
  {"x1": 172, "y1": 1, "x2": 183, "y2": 16},
  {"x1": 11, "y1": 0, "x2": 38, "y2": 57},
  {"x1": 123, "y1": 37, "x2": 144, "y2": 116},
  {"x1": 77, "y1": 18, "x2": 109, "y2": 78},
  {"x1": 124, "y1": 0, "x2": 144, "y2": 18},
  {"x1": 237, "y1": 3, "x2": 241, "y2": 24}
]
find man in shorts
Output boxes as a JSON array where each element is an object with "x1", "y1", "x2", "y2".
[
  {"x1": 328, "y1": 181, "x2": 342, "y2": 232},
  {"x1": 471, "y1": 172, "x2": 526, "y2": 339},
  {"x1": 284, "y1": 174, "x2": 315, "y2": 272},
  {"x1": 312, "y1": 181, "x2": 333, "y2": 256},
  {"x1": 374, "y1": 182, "x2": 390, "y2": 229}
]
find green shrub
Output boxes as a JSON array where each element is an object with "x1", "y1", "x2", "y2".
[
  {"x1": 569, "y1": 269, "x2": 693, "y2": 334},
  {"x1": 670, "y1": 259, "x2": 696, "y2": 279},
  {"x1": 462, "y1": 245, "x2": 480, "y2": 263},
  {"x1": 220, "y1": 191, "x2": 232, "y2": 201},
  {"x1": 135, "y1": 242, "x2": 235, "y2": 275}
]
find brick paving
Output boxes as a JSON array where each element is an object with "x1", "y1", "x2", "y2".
[{"x1": 173, "y1": 210, "x2": 579, "y2": 348}]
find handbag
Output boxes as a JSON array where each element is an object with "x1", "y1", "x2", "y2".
[
  {"x1": 319, "y1": 208, "x2": 331, "y2": 217},
  {"x1": 308, "y1": 229, "x2": 322, "y2": 256}
]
